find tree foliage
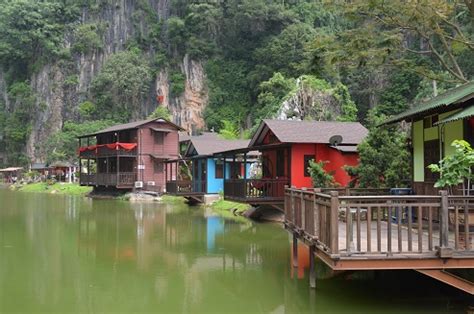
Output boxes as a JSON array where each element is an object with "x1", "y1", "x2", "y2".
[
  {"x1": 308, "y1": 160, "x2": 335, "y2": 188},
  {"x1": 91, "y1": 49, "x2": 152, "y2": 121},
  {"x1": 345, "y1": 112, "x2": 411, "y2": 188},
  {"x1": 428, "y1": 140, "x2": 474, "y2": 195},
  {"x1": 45, "y1": 120, "x2": 115, "y2": 163}
]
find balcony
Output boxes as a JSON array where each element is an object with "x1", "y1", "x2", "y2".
[
  {"x1": 79, "y1": 143, "x2": 138, "y2": 158},
  {"x1": 224, "y1": 178, "x2": 290, "y2": 203},
  {"x1": 80, "y1": 172, "x2": 136, "y2": 188},
  {"x1": 166, "y1": 180, "x2": 206, "y2": 195}
]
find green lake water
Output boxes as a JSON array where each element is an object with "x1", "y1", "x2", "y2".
[{"x1": 0, "y1": 189, "x2": 472, "y2": 313}]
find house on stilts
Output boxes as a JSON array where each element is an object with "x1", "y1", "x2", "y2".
[
  {"x1": 165, "y1": 132, "x2": 256, "y2": 203},
  {"x1": 78, "y1": 118, "x2": 184, "y2": 193},
  {"x1": 219, "y1": 119, "x2": 368, "y2": 211}
]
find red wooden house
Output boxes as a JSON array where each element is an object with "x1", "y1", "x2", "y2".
[
  {"x1": 78, "y1": 118, "x2": 183, "y2": 192},
  {"x1": 221, "y1": 120, "x2": 368, "y2": 208}
]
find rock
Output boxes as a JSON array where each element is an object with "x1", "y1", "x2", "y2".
[{"x1": 127, "y1": 192, "x2": 161, "y2": 202}]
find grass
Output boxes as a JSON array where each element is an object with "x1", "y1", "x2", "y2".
[
  {"x1": 209, "y1": 199, "x2": 251, "y2": 221},
  {"x1": 15, "y1": 182, "x2": 92, "y2": 196},
  {"x1": 161, "y1": 195, "x2": 187, "y2": 204}
]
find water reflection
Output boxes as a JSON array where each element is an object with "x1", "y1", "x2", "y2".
[{"x1": 0, "y1": 191, "x2": 471, "y2": 313}]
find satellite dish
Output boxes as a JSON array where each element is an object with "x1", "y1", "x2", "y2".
[{"x1": 329, "y1": 135, "x2": 343, "y2": 146}]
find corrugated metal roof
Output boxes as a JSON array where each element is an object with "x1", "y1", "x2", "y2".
[
  {"x1": 250, "y1": 120, "x2": 368, "y2": 147},
  {"x1": 436, "y1": 105, "x2": 474, "y2": 125},
  {"x1": 384, "y1": 81, "x2": 474, "y2": 124}
]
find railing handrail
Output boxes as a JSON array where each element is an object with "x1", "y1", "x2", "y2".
[{"x1": 284, "y1": 187, "x2": 473, "y2": 257}]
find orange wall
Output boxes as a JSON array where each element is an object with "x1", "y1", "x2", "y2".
[{"x1": 290, "y1": 143, "x2": 359, "y2": 188}]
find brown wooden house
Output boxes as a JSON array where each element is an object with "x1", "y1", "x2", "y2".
[{"x1": 78, "y1": 118, "x2": 184, "y2": 192}]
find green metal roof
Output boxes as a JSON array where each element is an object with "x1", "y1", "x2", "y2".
[
  {"x1": 435, "y1": 105, "x2": 474, "y2": 125},
  {"x1": 383, "y1": 81, "x2": 474, "y2": 124}
]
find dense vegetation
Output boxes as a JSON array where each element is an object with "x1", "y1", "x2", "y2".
[{"x1": 0, "y1": 0, "x2": 473, "y2": 186}]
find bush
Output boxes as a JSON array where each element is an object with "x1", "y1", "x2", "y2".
[{"x1": 308, "y1": 160, "x2": 335, "y2": 188}]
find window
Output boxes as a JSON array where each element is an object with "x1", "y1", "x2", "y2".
[
  {"x1": 423, "y1": 115, "x2": 438, "y2": 129},
  {"x1": 304, "y1": 155, "x2": 313, "y2": 177},
  {"x1": 276, "y1": 149, "x2": 285, "y2": 177},
  {"x1": 154, "y1": 132, "x2": 164, "y2": 145},
  {"x1": 154, "y1": 161, "x2": 163, "y2": 174},
  {"x1": 215, "y1": 159, "x2": 223, "y2": 179}
]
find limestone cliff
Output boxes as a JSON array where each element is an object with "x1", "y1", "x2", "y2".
[{"x1": 3, "y1": 0, "x2": 208, "y2": 163}]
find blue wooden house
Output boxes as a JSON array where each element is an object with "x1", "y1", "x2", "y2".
[{"x1": 165, "y1": 133, "x2": 254, "y2": 203}]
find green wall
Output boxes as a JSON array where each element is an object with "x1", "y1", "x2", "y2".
[
  {"x1": 412, "y1": 120, "x2": 424, "y2": 182},
  {"x1": 412, "y1": 110, "x2": 464, "y2": 183},
  {"x1": 440, "y1": 111, "x2": 464, "y2": 156}
]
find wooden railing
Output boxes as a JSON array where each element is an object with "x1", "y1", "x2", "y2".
[
  {"x1": 224, "y1": 179, "x2": 290, "y2": 200},
  {"x1": 285, "y1": 187, "x2": 474, "y2": 257},
  {"x1": 79, "y1": 146, "x2": 137, "y2": 158},
  {"x1": 166, "y1": 180, "x2": 206, "y2": 194},
  {"x1": 79, "y1": 172, "x2": 136, "y2": 187},
  {"x1": 166, "y1": 180, "x2": 192, "y2": 194},
  {"x1": 320, "y1": 187, "x2": 391, "y2": 196}
]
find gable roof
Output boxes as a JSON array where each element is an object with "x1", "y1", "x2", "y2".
[
  {"x1": 185, "y1": 134, "x2": 250, "y2": 157},
  {"x1": 383, "y1": 81, "x2": 474, "y2": 124},
  {"x1": 249, "y1": 119, "x2": 368, "y2": 147},
  {"x1": 79, "y1": 118, "x2": 184, "y2": 138}
]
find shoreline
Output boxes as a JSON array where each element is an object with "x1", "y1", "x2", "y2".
[{"x1": 7, "y1": 183, "x2": 253, "y2": 221}]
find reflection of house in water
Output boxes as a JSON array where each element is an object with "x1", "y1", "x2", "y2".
[{"x1": 206, "y1": 216, "x2": 224, "y2": 252}]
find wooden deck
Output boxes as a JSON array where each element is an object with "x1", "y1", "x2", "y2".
[{"x1": 284, "y1": 187, "x2": 474, "y2": 295}]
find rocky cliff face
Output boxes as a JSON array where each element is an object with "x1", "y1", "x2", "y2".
[
  {"x1": 5, "y1": 0, "x2": 208, "y2": 162},
  {"x1": 276, "y1": 77, "x2": 342, "y2": 121}
]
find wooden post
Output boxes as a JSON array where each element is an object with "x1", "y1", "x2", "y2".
[
  {"x1": 117, "y1": 132, "x2": 120, "y2": 186},
  {"x1": 314, "y1": 188, "x2": 321, "y2": 237},
  {"x1": 440, "y1": 190, "x2": 449, "y2": 248},
  {"x1": 309, "y1": 245, "x2": 316, "y2": 289},
  {"x1": 330, "y1": 191, "x2": 339, "y2": 254},
  {"x1": 301, "y1": 187, "x2": 307, "y2": 231},
  {"x1": 290, "y1": 186, "x2": 296, "y2": 225},
  {"x1": 243, "y1": 153, "x2": 247, "y2": 197},
  {"x1": 292, "y1": 233, "x2": 298, "y2": 268}
]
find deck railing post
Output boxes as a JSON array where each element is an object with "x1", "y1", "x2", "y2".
[
  {"x1": 330, "y1": 191, "x2": 339, "y2": 254},
  {"x1": 301, "y1": 187, "x2": 306, "y2": 231},
  {"x1": 314, "y1": 188, "x2": 321, "y2": 237},
  {"x1": 439, "y1": 190, "x2": 449, "y2": 249},
  {"x1": 291, "y1": 186, "x2": 296, "y2": 225}
]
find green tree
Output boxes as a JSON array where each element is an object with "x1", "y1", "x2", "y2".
[
  {"x1": 148, "y1": 106, "x2": 172, "y2": 120},
  {"x1": 45, "y1": 120, "x2": 115, "y2": 163},
  {"x1": 345, "y1": 111, "x2": 411, "y2": 188},
  {"x1": 428, "y1": 140, "x2": 474, "y2": 195},
  {"x1": 218, "y1": 120, "x2": 239, "y2": 140},
  {"x1": 308, "y1": 160, "x2": 335, "y2": 188},
  {"x1": 2, "y1": 82, "x2": 36, "y2": 166},
  {"x1": 91, "y1": 49, "x2": 151, "y2": 121},
  {"x1": 0, "y1": 0, "x2": 78, "y2": 77}
]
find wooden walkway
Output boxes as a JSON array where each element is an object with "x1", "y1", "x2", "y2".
[{"x1": 284, "y1": 187, "x2": 474, "y2": 295}]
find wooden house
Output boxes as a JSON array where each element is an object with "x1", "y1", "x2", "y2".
[
  {"x1": 220, "y1": 119, "x2": 368, "y2": 209},
  {"x1": 384, "y1": 81, "x2": 474, "y2": 195},
  {"x1": 165, "y1": 133, "x2": 254, "y2": 202},
  {"x1": 78, "y1": 118, "x2": 183, "y2": 192}
]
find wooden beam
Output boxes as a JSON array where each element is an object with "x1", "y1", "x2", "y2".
[{"x1": 416, "y1": 269, "x2": 474, "y2": 295}]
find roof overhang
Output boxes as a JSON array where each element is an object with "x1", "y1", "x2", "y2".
[
  {"x1": 382, "y1": 81, "x2": 474, "y2": 125},
  {"x1": 149, "y1": 154, "x2": 177, "y2": 160},
  {"x1": 435, "y1": 105, "x2": 474, "y2": 125},
  {"x1": 150, "y1": 127, "x2": 173, "y2": 133}
]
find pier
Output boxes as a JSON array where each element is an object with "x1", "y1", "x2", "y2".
[{"x1": 284, "y1": 187, "x2": 474, "y2": 295}]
